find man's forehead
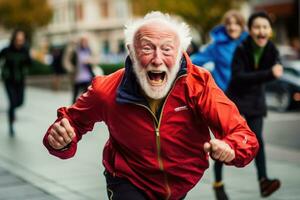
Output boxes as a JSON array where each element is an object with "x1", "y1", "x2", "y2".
[
  {"x1": 134, "y1": 21, "x2": 179, "y2": 41},
  {"x1": 138, "y1": 36, "x2": 175, "y2": 44}
]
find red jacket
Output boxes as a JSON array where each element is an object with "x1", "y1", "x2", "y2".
[{"x1": 43, "y1": 53, "x2": 258, "y2": 200}]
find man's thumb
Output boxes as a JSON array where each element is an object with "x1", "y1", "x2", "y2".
[{"x1": 203, "y1": 142, "x2": 211, "y2": 153}]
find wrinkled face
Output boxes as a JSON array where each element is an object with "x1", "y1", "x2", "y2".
[
  {"x1": 250, "y1": 17, "x2": 272, "y2": 47},
  {"x1": 225, "y1": 16, "x2": 243, "y2": 40},
  {"x1": 14, "y1": 31, "x2": 25, "y2": 49},
  {"x1": 131, "y1": 22, "x2": 181, "y2": 99}
]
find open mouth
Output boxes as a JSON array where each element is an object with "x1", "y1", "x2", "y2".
[
  {"x1": 258, "y1": 35, "x2": 266, "y2": 39},
  {"x1": 255, "y1": 35, "x2": 268, "y2": 46},
  {"x1": 257, "y1": 35, "x2": 267, "y2": 41},
  {"x1": 147, "y1": 71, "x2": 166, "y2": 86}
]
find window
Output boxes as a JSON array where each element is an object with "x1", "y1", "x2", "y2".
[
  {"x1": 118, "y1": 39, "x2": 125, "y2": 53},
  {"x1": 103, "y1": 40, "x2": 110, "y2": 54},
  {"x1": 100, "y1": 0, "x2": 109, "y2": 18},
  {"x1": 75, "y1": 2, "x2": 83, "y2": 21}
]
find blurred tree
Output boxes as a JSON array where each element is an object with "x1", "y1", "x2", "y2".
[
  {"x1": 131, "y1": 0, "x2": 246, "y2": 43},
  {"x1": 0, "y1": 0, "x2": 53, "y2": 42}
]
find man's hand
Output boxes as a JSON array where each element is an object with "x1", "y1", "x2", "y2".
[
  {"x1": 203, "y1": 139, "x2": 235, "y2": 163},
  {"x1": 48, "y1": 118, "x2": 76, "y2": 150},
  {"x1": 272, "y1": 64, "x2": 283, "y2": 78}
]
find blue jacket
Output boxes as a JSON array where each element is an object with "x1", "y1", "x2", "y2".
[{"x1": 191, "y1": 25, "x2": 248, "y2": 91}]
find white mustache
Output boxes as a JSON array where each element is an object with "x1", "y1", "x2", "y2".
[{"x1": 145, "y1": 65, "x2": 168, "y2": 73}]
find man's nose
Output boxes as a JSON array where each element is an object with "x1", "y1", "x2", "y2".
[{"x1": 152, "y1": 49, "x2": 163, "y2": 66}]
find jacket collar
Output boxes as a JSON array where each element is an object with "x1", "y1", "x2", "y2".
[
  {"x1": 116, "y1": 54, "x2": 187, "y2": 105},
  {"x1": 243, "y1": 35, "x2": 274, "y2": 68},
  {"x1": 210, "y1": 25, "x2": 248, "y2": 43}
]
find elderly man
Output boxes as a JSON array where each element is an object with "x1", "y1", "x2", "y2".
[{"x1": 43, "y1": 12, "x2": 258, "y2": 200}]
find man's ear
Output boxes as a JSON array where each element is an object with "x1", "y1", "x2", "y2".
[
  {"x1": 127, "y1": 44, "x2": 134, "y2": 59},
  {"x1": 126, "y1": 44, "x2": 131, "y2": 52}
]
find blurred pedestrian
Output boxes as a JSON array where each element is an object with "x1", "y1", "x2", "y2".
[
  {"x1": 226, "y1": 12, "x2": 283, "y2": 198},
  {"x1": 50, "y1": 46, "x2": 65, "y2": 91},
  {"x1": 191, "y1": 10, "x2": 248, "y2": 91},
  {"x1": 43, "y1": 11, "x2": 259, "y2": 200},
  {"x1": 63, "y1": 35, "x2": 96, "y2": 103},
  {"x1": 0, "y1": 29, "x2": 32, "y2": 137}
]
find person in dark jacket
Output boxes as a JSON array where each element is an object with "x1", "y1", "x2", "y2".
[
  {"x1": 0, "y1": 29, "x2": 32, "y2": 137},
  {"x1": 50, "y1": 46, "x2": 65, "y2": 91},
  {"x1": 225, "y1": 12, "x2": 283, "y2": 199}
]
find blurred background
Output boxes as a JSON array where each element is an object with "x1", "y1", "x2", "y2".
[
  {"x1": 0, "y1": 0, "x2": 299, "y2": 110},
  {"x1": 0, "y1": 0, "x2": 299, "y2": 200}
]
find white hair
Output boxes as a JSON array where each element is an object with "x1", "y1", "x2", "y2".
[{"x1": 124, "y1": 11, "x2": 192, "y2": 52}]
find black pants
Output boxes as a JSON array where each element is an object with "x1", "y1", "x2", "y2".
[
  {"x1": 4, "y1": 80, "x2": 25, "y2": 130},
  {"x1": 104, "y1": 171, "x2": 149, "y2": 200},
  {"x1": 72, "y1": 81, "x2": 91, "y2": 103},
  {"x1": 214, "y1": 115, "x2": 267, "y2": 182},
  {"x1": 104, "y1": 171, "x2": 186, "y2": 200}
]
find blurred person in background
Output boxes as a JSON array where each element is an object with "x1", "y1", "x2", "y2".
[
  {"x1": 50, "y1": 46, "x2": 65, "y2": 91},
  {"x1": 226, "y1": 12, "x2": 283, "y2": 199},
  {"x1": 191, "y1": 10, "x2": 248, "y2": 92},
  {"x1": 0, "y1": 29, "x2": 32, "y2": 137},
  {"x1": 63, "y1": 35, "x2": 97, "y2": 103},
  {"x1": 43, "y1": 11, "x2": 259, "y2": 200}
]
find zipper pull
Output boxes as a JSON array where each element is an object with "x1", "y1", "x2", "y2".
[{"x1": 155, "y1": 128, "x2": 159, "y2": 136}]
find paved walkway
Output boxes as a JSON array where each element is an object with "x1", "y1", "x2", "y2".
[
  {"x1": 0, "y1": 165, "x2": 59, "y2": 200},
  {"x1": 0, "y1": 84, "x2": 300, "y2": 200}
]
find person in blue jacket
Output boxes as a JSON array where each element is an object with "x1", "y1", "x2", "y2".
[
  {"x1": 191, "y1": 10, "x2": 247, "y2": 91},
  {"x1": 191, "y1": 10, "x2": 247, "y2": 200}
]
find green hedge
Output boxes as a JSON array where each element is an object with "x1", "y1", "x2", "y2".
[
  {"x1": 27, "y1": 60, "x2": 125, "y2": 76},
  {"x1": 99, "y1": 63, "x2": 124, "y2": 75},
  {"x1": 28, "y1": 60, "x2": 52, "y2": 75}
]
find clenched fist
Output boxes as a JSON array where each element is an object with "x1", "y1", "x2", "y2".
[
  {"x1": 48, "y1": 118, "x2": 76, "y2": 150},
  {"x1": 203, "y1": 139, "x2": 235, "y2": 163}
]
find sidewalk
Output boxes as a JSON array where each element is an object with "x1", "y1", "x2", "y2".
[
  {"x1": 0, "y1": 165, "x2": 59, "y2": 200},
  {"x1": 0, "y1": 84, "x2": 300, "y2": 200}
]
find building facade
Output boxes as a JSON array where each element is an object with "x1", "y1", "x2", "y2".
[{"x1": 36, "y1": 0, "x2": 132, "y2": 63}]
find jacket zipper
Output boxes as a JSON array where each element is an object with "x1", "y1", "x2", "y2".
[{"x1": 134, "y1": 74, "x2": 186, "y2": 200}]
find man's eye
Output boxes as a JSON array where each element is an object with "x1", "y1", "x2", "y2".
[
  {"x1": 162, "y1": 47, "x2": 173, "y2": 55},
  {"x1": 142, "y1": 47, "x2": 152, "y2": 52}
]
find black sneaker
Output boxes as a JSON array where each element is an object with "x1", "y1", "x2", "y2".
[
  {"x1": 213, "y1": 185, "x2": 229, "y2": 200},
  {"x1": 260, "y1": 178, "x2": 281, "y2": 197}
]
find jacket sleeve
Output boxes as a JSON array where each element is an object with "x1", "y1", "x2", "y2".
[
  {"x1": 230, "y1": 47, "x2": 275, "y2": 85},
  {"x1": 195, "y1": 71, "x2": 259, "y2": 167},
  {"x1": 191, "y1": 44, "x2": 215, "y2": 67},
  {"x1": 43, "y1": 77, "x2": 104, "y2": 159}
]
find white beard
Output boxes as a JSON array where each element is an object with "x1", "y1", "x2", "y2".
[{"x1": 131, "y1": 52, "x2": 182, "y2": 100}]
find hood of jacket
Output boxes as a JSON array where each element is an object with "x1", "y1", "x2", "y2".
[{"x1": 210, "y1": 25, "x2": 248, "y2": 44}]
